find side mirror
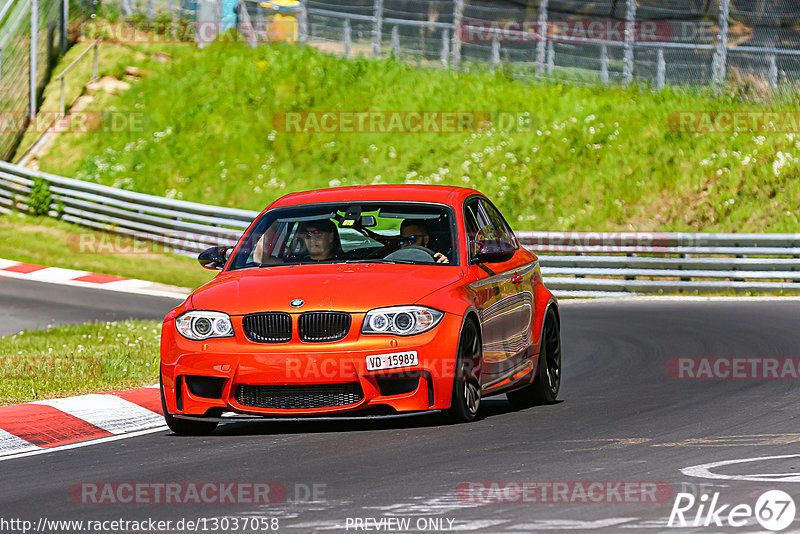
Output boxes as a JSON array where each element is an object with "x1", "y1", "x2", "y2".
[
  {"x1": 473, "y1": 240, "x2": 515, "y2": 264},
  {"x1": 198, "y1": 246, "x2": 231, "y2": 270}
]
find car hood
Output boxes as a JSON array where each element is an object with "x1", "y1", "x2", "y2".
[{"x1": 190, "y1": 263, "x2": 465, "y2": 315}]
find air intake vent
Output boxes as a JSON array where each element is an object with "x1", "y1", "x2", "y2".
[
  {"x1": 243, "y1": 312, "x2": 292, "y2": 343},
  {"x1": 298, "y1": 312, "x2": 351, "y2": 342},
  {"x1": 235, "y1": 383, "x2": 364, "y2": 409}
]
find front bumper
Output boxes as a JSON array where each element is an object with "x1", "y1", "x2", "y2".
[{"x1": 160, "y1": 313, "x2": 463, "y2": 418}]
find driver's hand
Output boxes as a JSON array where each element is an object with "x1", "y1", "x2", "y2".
[{"x1": 434, "y1": 253, "x2": 449, "y2": 264}]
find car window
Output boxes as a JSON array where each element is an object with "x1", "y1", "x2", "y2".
[
  {"x1": 229, "y1": 202, "x2": 459, "y2": 269},
  {"x1": 480, "y1": 199, "x2": 519, "y2": 248},
  {"x1": 464, "y1": 197, "x2": 518, "y2": 260}
]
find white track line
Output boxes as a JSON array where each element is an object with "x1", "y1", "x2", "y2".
[
  {"x1": 0, "y1": 268, "x2": 189, "y2": 299},
  {"x1": 0, "y1": 426, "x2": 168, "y2": 462}
]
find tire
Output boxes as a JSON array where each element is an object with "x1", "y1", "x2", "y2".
[
  {"x1": 507, "y1": 308, "x2": 561, "y2": 408},
  {"x1": 160, "y1": 377, "x2": 218, "y2": 436},
  {"x1": 445, "y1": 318, "x2": 482, "y2": 423}
]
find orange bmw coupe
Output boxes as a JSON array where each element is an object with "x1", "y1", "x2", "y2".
[{"x1": 160, "y1": 185, "x2": 560, "y2": 434}]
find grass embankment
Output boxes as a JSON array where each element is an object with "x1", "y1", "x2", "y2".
[
  {"x1": 0, "y1": 211, "x2": 213, "y2": 289},
  {"x1": 0, "y1": 320, "x2": 161, "y2": 404},
  {"x1": 25, "y1": 34, "x2": 800, "y2": 233}
]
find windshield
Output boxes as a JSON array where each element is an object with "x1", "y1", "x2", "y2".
[{"x1": 228, "y1": 202, "x2": 459, "y2": 270}]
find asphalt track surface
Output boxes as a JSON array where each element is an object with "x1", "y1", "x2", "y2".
[
  {"x1": 3, "y1": 279, "x2": 800, "y2": 532},
  {"x1": 0, "y1": 278, "x2": 184, "y2": 336}
]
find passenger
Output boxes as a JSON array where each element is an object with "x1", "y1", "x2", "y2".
[{"x1": 399, "y1": 220, "x2": 449, "y2": 264}]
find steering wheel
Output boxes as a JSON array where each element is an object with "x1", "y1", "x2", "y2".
[{"x1": 384, "y1": 245, "x2": 437, "y2": 263}]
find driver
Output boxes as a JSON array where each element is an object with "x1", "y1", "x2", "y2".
[
  {"x1": 399, "y1": 220, "x2": 449, "y2": 264},
  {"x1": 253, "y1": 219, "x2": 341, "y2": 263},
  {"x1": 295, "y1": 219, "x2": 342, "y2": 261}
]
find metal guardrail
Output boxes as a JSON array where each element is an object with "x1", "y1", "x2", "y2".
[
  {"x1": 1, "y1": 160, "x2": 799, "y2": 297},
  {"x1": 0, "y1": 161, "x2": 259, "y2": 255}
]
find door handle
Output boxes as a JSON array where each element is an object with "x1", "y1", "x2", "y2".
[{"x1": 511, "y1": 273, "x2": 523, "y2": 285}]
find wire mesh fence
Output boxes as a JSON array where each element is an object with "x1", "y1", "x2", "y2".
[
  {"x1": 231, "y1": 0, "x2": 800, "y2": 95},
  {"x1": 0, "y1": 0, "x2": 92, "y2": 160}
]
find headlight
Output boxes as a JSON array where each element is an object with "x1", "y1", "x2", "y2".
[
  {"x1": 176, "y1": 311, "x2": 234, "y2": 340},
  {"x1": 362, "y1": 306, "x2": 444, "y2": 336}
]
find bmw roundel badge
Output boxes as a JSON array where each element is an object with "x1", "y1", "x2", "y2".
[{"x1": 290, "y1": 299, "x2": 304, "y2": 308}]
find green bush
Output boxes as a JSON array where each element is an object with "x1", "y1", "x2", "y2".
[{"x1": 28, "y1": 178, "x2": 52, "y2": 216}]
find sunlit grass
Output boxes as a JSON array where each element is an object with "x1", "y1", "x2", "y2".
[
  {"x1": 0, "y1": 319, "x2": 162, "y2": 404},
  {"x1": 29, "y1": 34, "x2": 800, "y2": 233},
  {"x1": 0, "y1": 211, "x2": 213, "y2": 289}
]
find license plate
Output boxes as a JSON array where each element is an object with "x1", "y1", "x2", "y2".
[{"x1": 366, "y1": 351, "x2": 418, "y2": 371}]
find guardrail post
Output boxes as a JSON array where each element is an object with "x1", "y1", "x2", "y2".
[
  {"x1": 372, "y1": 0, "x2": 382, "y2": 57},
  {"x1": 29, "y1": 0, "x2": 38, "y2": 120},
  {"x1": 451, "y1": 0, "x2": 463, "y2": 68},
  {"x1": 391, "y1": 25, "x2": 399, "y2": 56},
  {"x1": 298, "y1": 1, "x2": 308, "y2": 44},
  {"x1": 536, "y1": 0, "x2": 547, "y2": 78},
  {"x1": 600, "y1": 43, "x2": 608, "y2": 84},
  {"x1": 440, "y1": 28, "x2": 449, "y2": 67},
  {"x1": 656, "y1": 48, "x2": 665, "y2": 90},
  {"x1": 546, "y1": 39, "x2": 554, "y2": 74},
  {"x1": 768, "y1": 54, "x2": 778, "y2": 89},
  {"x1": 713, "y1": 0, "x2": 729, "y2": 89},
  {"x1": 343, "y1": 17, "x2": 351, "y2": 58},
  {"x1": 623, "y1": 0, "x2": 636, "y2": 86},
  {"x1": 490, "y1": 33, "x2": 500, "y2": 71}
]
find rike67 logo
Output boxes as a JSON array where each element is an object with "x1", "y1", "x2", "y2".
[{"x1": 668, "y1": 490, "x2": 796, "y2": 531}]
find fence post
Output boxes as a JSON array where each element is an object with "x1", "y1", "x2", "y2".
[
  {"x1": 451, "y1": 0, "x2": 463, "y2": 68},
  {"x1": 29, "y1": 0, "x2": 38, "y2": 120},
  {"x1": 298, "y1": 1, "x2": 308, "y2": 44},
  {"x1": 490, "y1": 33, "x2": 499, "y2": 71},
  {"x1": 713, "y1": 0, "x2": 729, "y2": 89},
  {"x1": 623, "y1": 0, "x2": 636, "y2": 85},
  {"x1": 656, "y1": 48, "x2": 665, "y2": 90},
  {"x1": 343, "y1": 18, "x2": 351, "y2": 58},
  {"x1": 372, "y1": 0, "x2": 382, "y2": 57},
  {"x1": 391, "y1": 25, "x2": 399, "y2": 56},
  {"x1": 546, "y1": 39, "x2": 554, "y2": 75},
  {"x1": 60, "y1": 0, "x2": 68, "y2": 55},
  {"x1": 59, "y1": 77, "x2": 65, "y2": 116},
  {"x1": 769, "y1": 54, "x2": 778, "y2": 89},
  {"x1": 440, "y1": 28, "x2": 449, "y2": 67},
  {"x1": 600, "y1": 43, "x2": 608, "y2": 84},
  {"x1": 536, "y1": 0, "x2": 547, "y2": 78},
  {"x1": 93, "y1": 41, "x2": 99, "y2": 80}
]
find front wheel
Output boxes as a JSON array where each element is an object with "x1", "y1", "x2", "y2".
[
  {"x1": 507, "y1": 308, "x2": 561, "y2": 408},
  {"x1": 160, "y1": 377, "x2": 218, "y2": 436},
  {"x1": 445, "y1": 319, "x2": 482, "y2": 423}
]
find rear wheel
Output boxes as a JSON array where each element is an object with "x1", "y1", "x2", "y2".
[
  {"x1": 445, "y1": 319, "x2": 482, "y2": 423},
  {"x1": 160, "y1": 377, "x2": 218, "y2": 435},
  {"x1": 507, "y1": 309, "x2": 561, "y2": 408}
]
